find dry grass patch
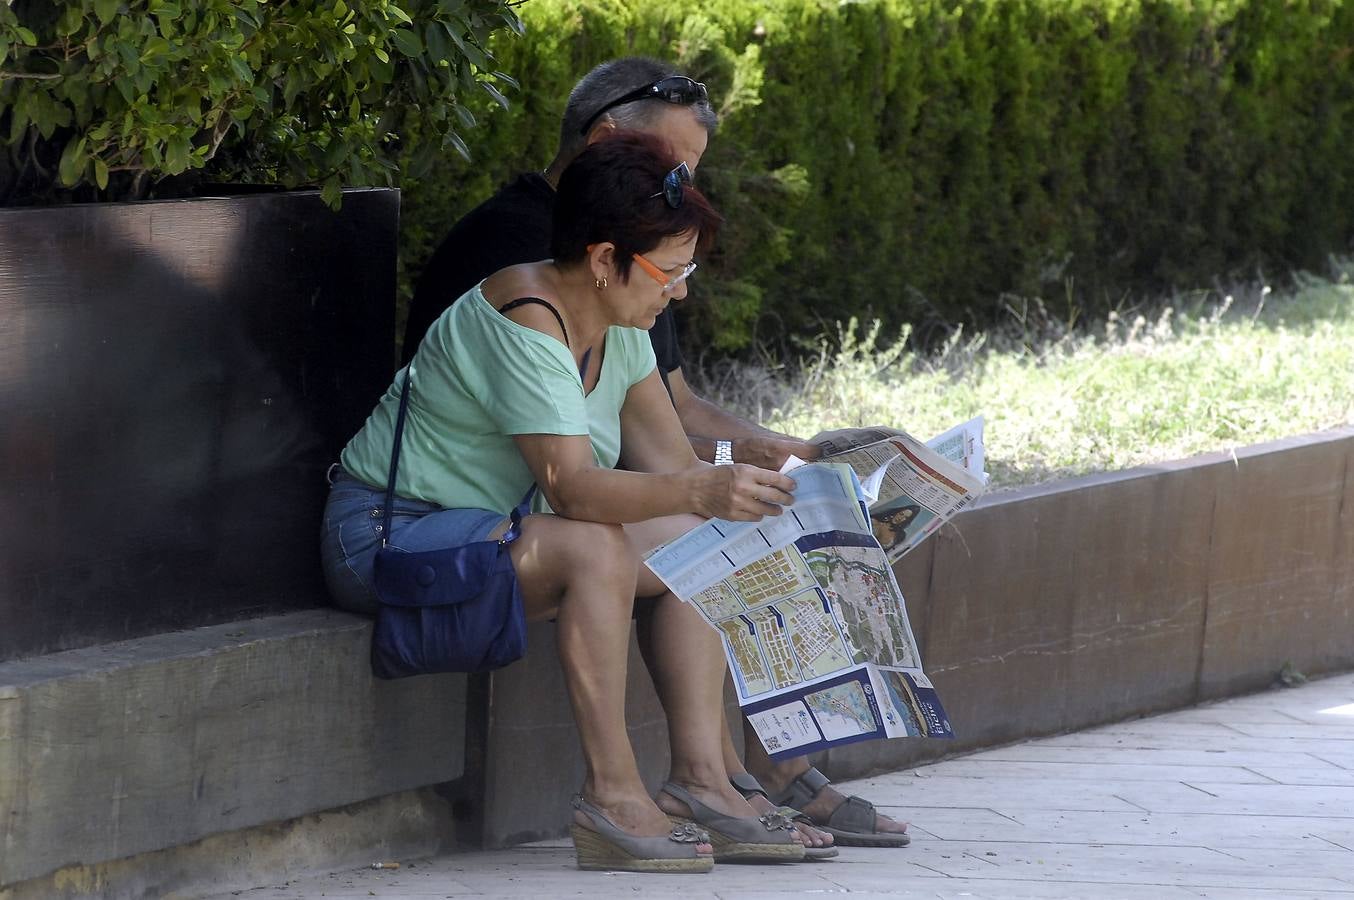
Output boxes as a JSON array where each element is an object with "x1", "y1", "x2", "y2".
[{"x1": 693, "y1": 265, "x2": 1354, "y2": 488}]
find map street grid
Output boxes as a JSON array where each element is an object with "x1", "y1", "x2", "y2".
[{"x1": 645, "y1": 462, "x2": 957, "y2": 758}]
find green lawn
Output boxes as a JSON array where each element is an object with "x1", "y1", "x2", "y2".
[{"x1": 700, "y1": 267, "x2": 1354, "y2": 488}]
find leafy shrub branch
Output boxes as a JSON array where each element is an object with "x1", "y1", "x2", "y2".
[{"x1": 0, "y1": 0, "x2": 522, "y2": 205}]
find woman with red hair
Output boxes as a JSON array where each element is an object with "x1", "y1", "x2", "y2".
[{"x1": 322, "y1": 132, "x2": 803, "y2": 872}]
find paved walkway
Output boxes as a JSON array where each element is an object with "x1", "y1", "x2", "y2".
[{"x1": 214, "y1": 672, "x2": 1354, "y2": 899}]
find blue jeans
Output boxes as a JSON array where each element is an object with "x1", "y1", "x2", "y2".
[{"x1": 319, "y1": 469, "x2": 506, "y2": 616}]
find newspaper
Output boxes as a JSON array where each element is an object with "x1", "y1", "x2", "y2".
[
  {"x1": 644, "y1": 463, "x2": 954, "y2": 759},
  {"x1": 808, "y1": 416, "x2": 988, "y2": 561}
]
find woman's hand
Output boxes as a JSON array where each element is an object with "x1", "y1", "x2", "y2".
[{"x1": 686, "y1": 463, "x2": 798, "y2": 521}]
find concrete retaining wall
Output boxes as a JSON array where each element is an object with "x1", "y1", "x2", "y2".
[
  {"x1": 481, "y1": 427, "x2": 1354, "y2": 845},
  {"x1": 0, "y1": 611, "x2": 466, "y2": 892},
  {"x1": 3, "y1": 428, "x2": 1350, "y2": 890},
  {"x1": 1, "y1": 788, "x2": 456, "y2": 900}
]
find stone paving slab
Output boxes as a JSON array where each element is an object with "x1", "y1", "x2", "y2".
[
  {"x1": 979, "y1": 744, "x2": 1348, "y2": 769},
  {"x1": 917, "y1": 758, "x2": 1286, "y2": 783},
  {"x1": 902, "y1": 806, "x2": 1354, "y2": 850},
  {"x1": 1309, "y1": 752, "x2": 1354, "y2": 769},
  {"x1": 847, "y1": 773, "x2": 1238, "y2": 811},
  {"x1": 1245, "y1": 766, "x2": 1354, "y2": 785},
  {"x1": 205, "y1": 672, "x2": 1354, "y2": 899},
  {"x1": 1027, "y1": 732, "x2": 1354, "y2": 754}
]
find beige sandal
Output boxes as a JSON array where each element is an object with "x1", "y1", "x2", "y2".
[
  {"x1": 730, "y1": 772, "x2": 839, "y2": 860},
  {"x1": 570, "y1": 795, "x2": 714, "y2": 873},
  {"x1": 660, "y1": 781, "x2": 805, "y2": 863}
]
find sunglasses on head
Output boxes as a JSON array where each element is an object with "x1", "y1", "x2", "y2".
[
  {"x1": 578, "y1": 75, "x2": 709, "y2": 136},
  {"x1": 651, "y1": 162, "x2": 692, "y2": 209}
]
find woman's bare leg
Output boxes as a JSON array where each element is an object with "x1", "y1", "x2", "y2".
[
  {"x1": 626, "y1": 516, "x2": 757, "y2": 819},
  {"x1": 627, "y1": 517, "x2": 835, "y2": 848},
  {"x1": 508, "y1": 515, "x2": 673, "y2": 837}
]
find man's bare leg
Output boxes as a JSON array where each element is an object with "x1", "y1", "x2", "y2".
[
  {"x1": 742, "y1": 719, "x2": 909, "y2": 837},
  {"x1": 717, "y1": 691, "x2": 834, "y2": 850}
]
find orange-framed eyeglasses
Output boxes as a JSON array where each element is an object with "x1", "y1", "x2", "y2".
[
  {"x1": 632, "y1": 252, "x2": 697, "y2": 292},
  {"x1": 585, "y1": 243, "x2": 698, "y2": 292}
]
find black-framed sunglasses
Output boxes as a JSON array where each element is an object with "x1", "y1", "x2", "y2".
[
  {"x1": 578, "y1": 75, "x2": 709, "y2": 136},
  {"x1": 651, "y1": 162, "x2": 692, "y2": 209}
]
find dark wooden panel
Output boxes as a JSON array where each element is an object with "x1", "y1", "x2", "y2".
[
  {"x1": 473, "y1": 430, "x2": 1354, "y2": 837},
  {"x1": 922, "y1": 489, "x2": 1080, "y2": 748},
  {"x1": 1060, "y1": 463, "x2": 1214, "y2": 723},
  {"x1": 0, "y1": 191, "x2": 397, "y2": 660},
  {"x1": 827, "y1": 464, "x2": 1218, "y2": 780},
  {"x1": 1200, "y1": 434, "x2": 1354, "y2": 698},
  {"x1": 894, "y1": 536, "x2": 935, "y2": 662}
]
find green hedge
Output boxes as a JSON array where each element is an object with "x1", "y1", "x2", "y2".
[{"x1": 400, "y1": 0, "x2": 1354, "y2": 351}]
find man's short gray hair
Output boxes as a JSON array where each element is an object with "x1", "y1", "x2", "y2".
[{"x1": 558, "y1": 57, "x2": 718, "y2": 162}]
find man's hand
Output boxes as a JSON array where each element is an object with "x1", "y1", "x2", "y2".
[
  {"x1": 667, "y1": 369, "x2": 823, "y2": 470},
  {"x1": 733, "y1": 436, "x2": 824, "y2": 470},
  {"x1": 807, "y1": 426, "x2": 907, "y2": 456}
]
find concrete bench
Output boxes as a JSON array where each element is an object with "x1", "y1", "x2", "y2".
[
  {"x1": 0, "y1": 611, "x2": 465, "y2": 898},
  {"x1": 5, "y1": 426, "x2": 1352, "y2": 898},
  {"x1": 476, "y1": 426, "x2": 1354, "y2": 844}
]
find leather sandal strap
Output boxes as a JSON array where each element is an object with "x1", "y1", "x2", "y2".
[
  {"x1": 774, "y1": 765, "x2": 833, "y2": 810},
  {"x1": 824, "y1": 794, "x2": 879, "y2": 833},
  {"x1": 728, "y1": 772, "x2": 770, "y2": 801}
]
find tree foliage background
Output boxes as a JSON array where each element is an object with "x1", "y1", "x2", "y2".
[{"x1": 0, "y1": 0, "x2": 520, "y2": 207}]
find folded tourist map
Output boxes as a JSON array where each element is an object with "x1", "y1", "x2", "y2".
[{"x1": 644, "y1": 419, "x2": 986, "y2": 757}]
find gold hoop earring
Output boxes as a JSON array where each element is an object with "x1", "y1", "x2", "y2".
[{"x1": 595, "y1": 276, "x2": 608, "y2": 290}]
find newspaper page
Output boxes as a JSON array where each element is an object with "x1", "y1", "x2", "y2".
[
  {"x1": 808, "y1": 417, "x2": 988, "y2": 561},
  {"x1": 812, "y1": 415, "x2": 987, "y2": 477},
  {"x1": 925, "y1": 415, "x2": 986, "y2": 478},
  {"x1": 644, "y1": 463, "x2": 953, "y2": 759}
]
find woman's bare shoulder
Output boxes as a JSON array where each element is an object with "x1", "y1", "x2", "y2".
[{"x1": 480, "y1": 263, "x2": 567, "y2": 345}]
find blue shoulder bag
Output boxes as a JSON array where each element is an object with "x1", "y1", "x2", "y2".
[
  {"x1": 368, "y1": 368, "x2": 533, "y2": 678},
  {"x1": 368, "y1": 296, "x2": 583, "y2": 679}
]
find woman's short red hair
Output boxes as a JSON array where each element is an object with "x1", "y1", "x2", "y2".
[{"x1": 551, "y1": 130, "x2": 722, "y2": 282}]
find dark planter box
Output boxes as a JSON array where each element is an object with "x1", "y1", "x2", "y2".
[{"x1": 0, "y1": 190, "x2": 397, "y2": 661}]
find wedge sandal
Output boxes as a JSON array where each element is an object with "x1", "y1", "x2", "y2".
[
  {"x1": 729, "y1": 772, "x2": 839, "y2": 860},
  {"x1": 660, "y1": 781, "x2": 805, "y2": 863},
  {"x1": 570, "y1": 795, "x2": 714, "y2": 873},
  {"x1": 771, "y1": 766, "x2": 911, "y2": 848}
]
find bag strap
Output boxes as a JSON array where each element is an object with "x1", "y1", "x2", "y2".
[
  {"x1": 499, "y1": 295, "x2": 591, "y2": 380},
  {"x1": 380, "y1": 371, "x2": 414, "y2": 549},
  {"x1": 381, "y1": 373, "x2": 537, "y2": 549},
  {"x1": 499, "y1": 296, "x2": 570, "y2": 346},
  {"x1": 381, "y1": 295, "x2": 591, "y2": 548}
]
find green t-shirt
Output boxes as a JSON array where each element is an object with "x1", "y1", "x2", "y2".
[{"x1": 341, "y1": 283, "x2": 657, "y2": 511}]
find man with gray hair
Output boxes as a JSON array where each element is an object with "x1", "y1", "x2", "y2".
[
  {"x1": 406, "y1": 57, "x2": 812, "y2": 470},
  {"x1": 405, "y1": 56, "x2": 911, "y2": 851}
]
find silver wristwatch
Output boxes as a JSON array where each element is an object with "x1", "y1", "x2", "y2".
[{"x1": 714, "y1": 439, "x2": 734, "y2": 466}]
